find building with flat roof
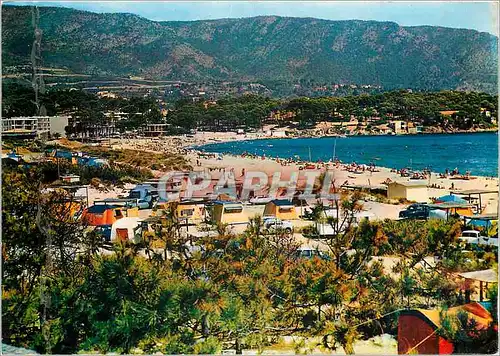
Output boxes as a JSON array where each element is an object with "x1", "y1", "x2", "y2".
[
  {"x1": 2, "y1": 116, "x2": 69, "y2": 139},
  {"x1": 143, "y1": 123, "x2": 170, "y2": 137},
  {"x1": 387, "y1": 181, "x2": 428, "y2": 203},
  {"x1": 389, "y1": 120, "x2": 407, "y2": 135},
  {"x1": 2, "y1": 117, "x2": 38, "y2": 131}
]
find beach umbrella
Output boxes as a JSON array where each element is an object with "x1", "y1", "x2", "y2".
[{"x1": 435, "y1": 195, "x2": 467, "y2": 204}]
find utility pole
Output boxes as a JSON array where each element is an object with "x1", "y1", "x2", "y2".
[
  {"x1": 31, "y1": 6, "x2": 46, "y2": 117},
  {"x1": 56, "y1": 143, "x2": 60, "y2": 179},
  {"x1": 32, "y1": 7, "x2": 53, "y2": 354}
]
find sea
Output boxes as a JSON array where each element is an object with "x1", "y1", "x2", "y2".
[{"x1": 198, "y1": 132, "x2": 499, "y2": 177}]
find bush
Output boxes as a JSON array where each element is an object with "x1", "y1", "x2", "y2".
[
  {"x1": 89, "y1": 177, "x2": 101, "y2": 189},
  {"x1": 193, "y1": 337, "x2": 222, "y2": 354}
]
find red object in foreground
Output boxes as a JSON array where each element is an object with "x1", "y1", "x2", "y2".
[
  {"x1": 397, "y1": 302, "x2": 495, "y2": 354},
  {"x1": 398, "y1": 313, "x2": 453, "y2": 354}
]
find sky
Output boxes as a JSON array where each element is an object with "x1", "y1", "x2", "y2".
[{"x1": 6, "y1": 1, "x2": 499, "y2": 36}]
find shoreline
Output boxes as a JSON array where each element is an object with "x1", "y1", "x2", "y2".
[
  {"x1": 191, "y1": 129, "x2": 498, "y2": 150},
  {"x1": 191, "y1": 129, "x2": 498, "y2": 144},
  {"x1": 190, "y1": 131, "x2": 498, "y2": 177},
  {"x1": 109, "y1": 131, "x2": 498, "y2": 179},
  {"x1": 186, "y1": 148, "x2": 498, "y2": 214},
  {"x1": 109, "y1": 133, "x2": 498, "y2": 215}
]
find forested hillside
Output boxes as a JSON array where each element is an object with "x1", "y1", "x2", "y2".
[{"x1": 2, "y1": 5, "x2": 498, "y2": 93}]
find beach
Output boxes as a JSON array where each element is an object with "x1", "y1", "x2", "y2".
[{"x1": 108, "y1": 132, "x2": 499, "y2": 216}]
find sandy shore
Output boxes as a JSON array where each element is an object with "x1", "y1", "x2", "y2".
[{"x1": 109, "y1": 133, "x2": 498, "y2": 215}]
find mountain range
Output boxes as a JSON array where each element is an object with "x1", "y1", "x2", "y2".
[{"x1": 2, "y1": 5, "x2": 498, "y2": 93}]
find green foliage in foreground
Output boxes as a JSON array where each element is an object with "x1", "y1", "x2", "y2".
[{"x1": 2, "y1": 168, "x2": 498, "y2": 354}]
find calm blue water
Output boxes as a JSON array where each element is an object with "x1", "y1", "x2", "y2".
[{"x1": 198, "y1": 133, "x2": 498, "y2": 177}]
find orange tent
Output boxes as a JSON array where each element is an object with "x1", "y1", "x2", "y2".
[
  {"x1": 82, "y1": 205, "x2": 121, "y2": 226},
  {"x1": 398, "y1": 302, "x2": 495, "y2": 354}
]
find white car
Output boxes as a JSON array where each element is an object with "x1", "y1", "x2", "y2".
[
  {"x1": 296, "y1": 246, "x2": 330, "y2": 260},
  {"x1": 458, "y1": 230, "x2": 498, "y2": 247},
  {"x1": 249, "y1": 196, "x2": 273, "y2": 205},
  {"x1": 263, "y1": 217, "x2": 293, "y2": 233}
]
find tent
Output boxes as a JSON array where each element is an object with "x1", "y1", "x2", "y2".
[
  {"x1": 87, "y1": 157, "x2": 108, "y2": 167},
  {"x1": 398, "y1": 302, "x2": 495, "y2": 354},
  {"x1": 110, "y1": 217, "x2": 141, "y2": 243},
  {"x1": 53, "y1": 150, "x2": 73, "y2": 160},
  {"x1": 82, "y1": 204, "x2": 121, "y2": 226},
  {"x1": 6, "y1": 152, "x2": 22, "y2": 161},
  {"x1": 436, "y1": 195, "x2": 467, "y2": 204},
  {"x1": 463, "y1": 214, "x2": 498, "y2": 232},
  {"x1": 432, "y1": 196, "x2": 473, "y2": 216},
  {"x1": 82, "y1": 204, "x2": 140, "y2": 226}
]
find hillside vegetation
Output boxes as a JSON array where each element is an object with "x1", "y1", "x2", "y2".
[{"x1": 2, "y1": 5, "x2": 498, "y2": 93}]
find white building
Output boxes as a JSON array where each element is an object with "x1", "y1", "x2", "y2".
[
  {"x1": 387, "y1": 181, "x2": 428, "y2": 203},
  {"x1": 2, "y1": 116, "x2": 70, "y2": 138},
  {"x1": 2, "y1": 117, "x2": 39, "y2": 132}
]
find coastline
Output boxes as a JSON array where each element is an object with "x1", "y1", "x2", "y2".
[
  {"x1": 191, "y1": 131, "x2": 498, "y2": 176},
  {"x1": 109, "y1": 132, "x2": 499, "y2": 215},
  {"x1": 189, "y1": 129, "x2": 499, "y2": 150},
  {"x1": 293, "y1": 127, "x2": 498, "y2": 139}
]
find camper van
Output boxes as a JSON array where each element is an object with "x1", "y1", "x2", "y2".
[
  {"x1": 263, "y1": 200, "x2": 298, "y2": 220},
  {"x1": 459, "y1": 230, "x2": 497, "y2": 247},
  {"x1": 128, "y1": 184, "x2": 157, "y2": 209},
  {"x1": 212, "y1": 201, "x2": 248, "y2": 225},
  {"x1": 175, "y1": 200, "x2": 207, "y2": 225},
  {"x1": 110, "y1": 217, "x2": 142, "y2": 243}
]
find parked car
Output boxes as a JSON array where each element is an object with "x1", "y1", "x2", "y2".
[
  {"x1": 295, "y1": 246, "x2": 330, "y2": 261},
  {"x1": 263, "y1": 217, "x2": 293, "y2": 234},
  {"x1": 458, "y1": 230, "x2": 498, "y2": 247},
  {"x1": 399, "y1": 204, "x2": 431, "y2": 219},
  {"x1": 128, "y1": 184, "x2": 157, "y2": 209},
  {"x1": 249, "y1": 196, "x2": 273, "y2": 205}
]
